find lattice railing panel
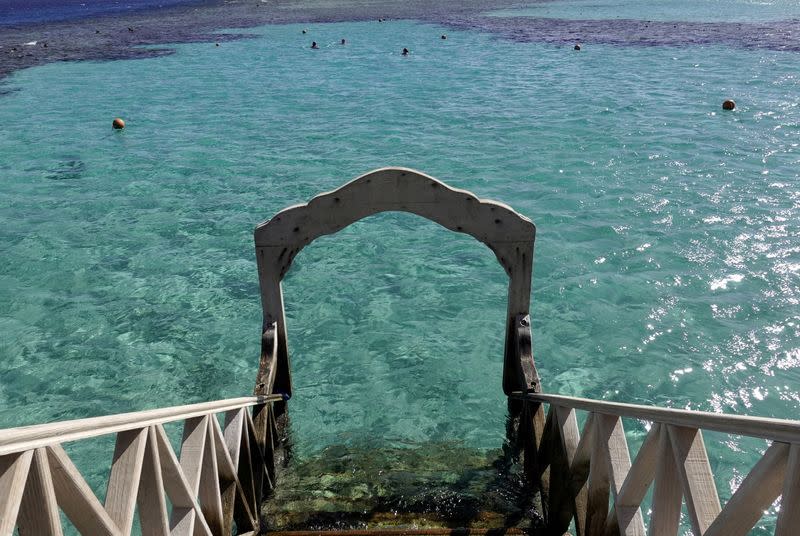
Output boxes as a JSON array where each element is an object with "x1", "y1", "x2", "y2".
[
  {"x1": 0, "y1": 396, "x2": 282, "y2": 535},
  {"x1": 516, "y1": 393, "x2": 800, "y2": 536}
]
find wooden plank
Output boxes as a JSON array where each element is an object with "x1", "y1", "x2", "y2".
[
  {"x1": 46, "y1": 444, "x2": 120, "y2": 536},
  {"x1": 555, "y1": 405, "x2": 588, "y2": 536},
  {"x1": 516, "y1": 392, "x2": 800, "y2": 445},
  {"x1": 595, "y1": 415, "x2": 644, "y2": 536},
  {"x1": 667, "y1": 425, "x2": 721, "y2": 536},
  {"x1": 179, "y1": 417, "x2": 208, "y2": 494},
  {"x1": 198, "y1": 418, "x2": 224, "y2": 535},
  {"x1": 253, "y1": 168, "x2": 537, "y2": 399},
  {"x1": 209, "y1": 415, "x2": 257, "y2": 533},
  {"x1": 17, "y1": 448, "x2": 62, "y2": 536},
  {"x1": 604, "y1": 424, "x2": 660, "y2": 536},
  {"x1": 105, "y1": 428, "x2": 148, "y2": 535},
  {"x1": 704, "y1": 441, "x2": 788, "y2": 536},
  {"x1": 138, "y1": 427, "x2": 170, "y2": 536},
  {"x1": 586, "y1": 414, "x2": 611, "y2": 536},
  {"x1": 0, "y1": 450, "x2": 33, "y2": 534},
  {"x1": 152, "y1": 425, "x2": 212, "y2": 536},
  {"x1": 775, "y1": 443, "x2": 800, "y2": 536},
  {"x1": 0, "y1": 396, "x2": 281, "y2": 457},
  {"x1": 544, "y1": 405, "x2": 574, "y2": 534},
  {"x1": 648, "y1": 426, "x2": 682, "y2": 536}
]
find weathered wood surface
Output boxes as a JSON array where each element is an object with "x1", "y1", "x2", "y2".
[
  {"x1": 253, "y1": 167, "x2": 538, "y2": 399},
  {"x1": 0, "y1": 396, "x2": 279, "y2": 535},
  {"x1": 512, "y1": 391, "x2": 800, "y2": 535}
]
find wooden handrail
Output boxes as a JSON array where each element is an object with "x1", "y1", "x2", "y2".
[
  {"x1": 0, "y1": 395, "x2": 282, "y2": 456},
  {"x1": 511, "y1": 391, "x2": 800, "y2": 443},
  {"x1": 0, "y1": 395, "x2": 283, "y2": 535}
]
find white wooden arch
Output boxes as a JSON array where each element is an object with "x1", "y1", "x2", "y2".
[{"x1": 252, "y1": 167, "x2": 540, "y2": 403}]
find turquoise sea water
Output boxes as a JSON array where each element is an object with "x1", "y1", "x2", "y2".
[
  {"x1": 489, "y1": 0, "x2": 800, "y2": 22},
  {"x1": 1, "y1": 1, "x2": 800, "y2": 532}
]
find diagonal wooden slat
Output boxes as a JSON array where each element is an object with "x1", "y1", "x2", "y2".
[
  {"x1": 667, "y1": 425, "x2": 721, "y2": 536},
  {"x1": 555, "y1": 405, "x2": 588, "y2": 536},
  {"x1": 648, "y1": 426, "x2": 682, "y2": 536},
  {"x1": 138, "y1": 427, "x2": 170, "y2": 536},
  {"x1": 595, "y1": 415, "x2": 644, "y2": 536},
  {"x1": 604, "y1": 423, "x2": 660, "y2": 536},
  {"x1": 106, "y1": 428, "x2": 148, "y2": 535},
  {"x1": 0, "y1": 450, "x2": 33, "y2": 534},
  {"x1": 545, "y1": 405, "x2": 574, "y2": 533},
  {"x1": 704, "y1": 441, "x2": 788, "y2": 536},
  {"x1": 17, "y1": 448, "x2": 63, "y2": 536},
  {"x1": 152, "y1": 424, "x2": 212, "y2": 536},
  {"x1": 585, "y1": 413, "x2": 611, "y2": 536},
  {"x1": 198, "y1": 417, "x2": 224, "y2": 535},
  {"x1": 244, "y1": 407, "x2": 273, "y2": 492},
  {"x1": 775, "y1": 442, "x2": 800, "y2": 536},
  {"x1": 179, "y1": 417, "x2": 208, "y2": 496},
  {"x1": 46, "y1": 444, "x2": 121, "y2": 536},
  {"x1": 209, "y1": 415, "x2": 257, "y2": 533}
]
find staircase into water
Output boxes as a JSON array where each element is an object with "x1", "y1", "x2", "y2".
[{"x1": 1, "y1": 168, "x2": 800, "y2": 536}]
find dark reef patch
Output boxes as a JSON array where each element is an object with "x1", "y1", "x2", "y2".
[{"x1": 1, "y1": 0, "x2": 799, "y2": 83}]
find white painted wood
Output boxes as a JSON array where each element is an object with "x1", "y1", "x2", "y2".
[
  {"x1": 0, "y1": 450, "x2": 33, "y2": 534},
  {"x1": 17, "y1": 448, "x2": 62, "y2": 536},
  {"x1": 595, "y1": 415, "x2": 644, "y2": 536},
  {"x1": 648, "y1": 426, "x2": 682, "y2": 536},
  {"x1": 605, "y1": 424, "x2": 660, "y2": 536},
  {"x1": 138, "y1": 427, "x2": 171, "y2": 536},
  {"x1": 555, "y1": 405, "x2": 588, "y2": 536},
  {"x1": 179, "y1": 417, "x2": 208, "y2": 496},
  {"x1": 0, "y1": 396, "x2": 281, "y2": 456},
  {"x1": 667, "y1": 425, "x2": 721, "y2": 536},
  {"x1": 46, "y1": 444, "x2": 120, "y2": 536},
  {"x1": 516, "y1": 392, "x2": 800, "y2": 444},
  {"x1": 105, "y1": 428, "x2": 148, "y2": 535},
  {"x1": 775, "y1": 443, "x2": 800, "y2": 536},
  {"x1": 210, "y1": 415, "x2": 257, "y2": 532},
  {"x1": 152, "y1": 425, "x2": 212, "y2": 536},
  {"x1": 197, "y1": 417, "x2": 224, "y2": 535},
  {"x1": 254, "y1": 168, "x2": 536, "y2": 397},
  {"x1": 704, "y1": 441, "x2": 788, "y2": 536},
  {"x1": 586, "y1": 413, "x2": 611, "y2": 536}
]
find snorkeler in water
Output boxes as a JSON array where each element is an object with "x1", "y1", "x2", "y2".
[
  {"x1": 311, "y1": 41, "x2": 319, "y2": 49},
  {"x1": 402, "y1": 47, "x2": 409, "y2": 55}
]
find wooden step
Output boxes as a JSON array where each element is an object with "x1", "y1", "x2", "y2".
[{"x1": 265, "y1": 529, "x2": 528, "y2": 536}]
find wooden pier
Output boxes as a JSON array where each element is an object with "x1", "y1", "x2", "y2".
[{"x1": 0, "y1": 168, "x2": 798, "y2": 535}]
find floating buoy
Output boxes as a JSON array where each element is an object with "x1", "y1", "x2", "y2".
[
  {"x1": 441, "y1": 35, "x2": 447, "y2": 40},
  {"x1": 574, "y1": 43, "x2": 581, "y2": 50},
  {"x1": 112, "y1": 118, "x2": 125, "y2": 129},
  {"x1": 302, "y1": 29, "x2": 307, "y2": 34},
  {"x1": 722, "y1": 99, "x2": 736, "y2": 111}
]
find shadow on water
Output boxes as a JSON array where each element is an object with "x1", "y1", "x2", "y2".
[
  {"x1": 45, "y1": 158, "x2": 86, "y2": 181},
  {"x1": 263, "y1": 415, "x2": 543, "y2": 532}
]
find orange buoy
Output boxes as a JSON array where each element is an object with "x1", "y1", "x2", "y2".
[
  {"x1": 722, "y1": 99, "x2": 736, "y2": 111},
  {"x1": 112, "y1": 118, "x2": 125, "y2": 129}
]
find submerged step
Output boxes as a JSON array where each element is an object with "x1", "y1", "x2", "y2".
[{"x1": 261, "y1": 441, "x2": 542, "y2": 533}]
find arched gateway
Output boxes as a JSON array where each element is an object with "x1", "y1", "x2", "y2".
[{"x1": 251, "y1": 167, "x2": 541, "y2": 406}]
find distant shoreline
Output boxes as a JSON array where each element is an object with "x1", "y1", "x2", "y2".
[
  {"x1": 2, "y1": 0, "x2": 799, "y2": 84},
  {"x1": 0, "y1": 0, "x2": 520, "y2": 83}
]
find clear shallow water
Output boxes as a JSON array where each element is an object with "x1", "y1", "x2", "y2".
[
  {"x1": 489, "y1": 0, "x2": 800, "y2": 22},
  {"x1": 0, "y1": 5, "x2": 799, "y2": 533}
]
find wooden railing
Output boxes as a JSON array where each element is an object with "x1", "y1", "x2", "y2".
[
  {"x1": 511, "y1": 391, "x2": 800, "y2": 536},
  {"x1": 0, "y1": 394, "x2": 283, "y2": 535}
]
